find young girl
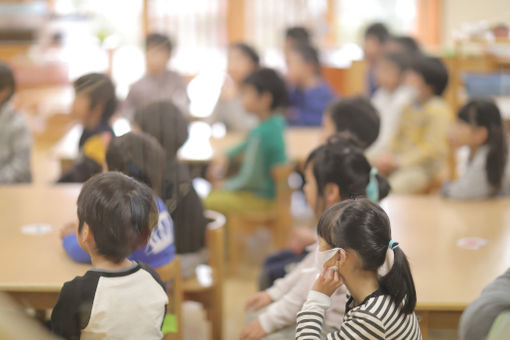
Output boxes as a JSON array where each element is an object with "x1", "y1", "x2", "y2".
[
  {"x1": 134, "y1": 100, "x2": 208, "y2": 278},
  {"x1": 60, "y1": 132, "x2": 175, "y2": 268},
  {"x1": 240, "y1": 136, "x2": 390, "y2": 340},
  {"x1": 296, "y1": 198, "x2": 421, "y2": 339},
  {"x1": 206, "y1": 67, "x2": 288, "y2": 215},
  {"x1": 209, "y1": 42, "x2": 260, "y2": 131},
  {"x1": 443, "y1": 98, "x2": 510, "y2": 199}
]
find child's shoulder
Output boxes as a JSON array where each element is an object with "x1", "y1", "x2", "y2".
[{"x1": 425, "y1": 97, "x2": 451, "y2": 116}]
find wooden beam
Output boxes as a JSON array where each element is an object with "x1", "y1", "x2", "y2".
[
  {"x1": 226, "y1": 0, "x2": 245, "y2": 43},
  {"x1": 416, "y1": 0, "x2": 442, "y2": 48}
]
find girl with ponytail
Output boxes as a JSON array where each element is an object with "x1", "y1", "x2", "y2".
[
  {"x1": 443, "y1": 98, "x2": 510, "y2": 199},
  {"x1": 296, "y1": 199, "x2": 421, "y2": 340}
]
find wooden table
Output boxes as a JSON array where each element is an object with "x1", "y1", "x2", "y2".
[
  {"x1": 0, "y1": 185, "x2": 90, "y2": 310},
  {"x1": 381, "y1": 196, "x2": 510, "y2": 339}
]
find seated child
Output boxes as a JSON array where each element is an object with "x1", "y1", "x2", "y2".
[
  {"x1": 459, "y1": 267, "x2": 510, "y2": 340},
  {"x1": 51, "y1": 172, "x2": 168, "y2": 340},
  {"x1": 260, "y1": 96, "x2": 381, "y2": 289},
  {"x1": 134, "y1": 101, "x2": 208, "y2": 278},
  {"x1": 124, "y1": 33, "x2": 189, "y2": 119},
  {"x1": 57, "y1": 73, "x2": 116, "y2": 183},
  {"x1": 375, "y1": 54, "x2": 453, "y2": 194},
  {"x1": 209, "y1": 42, "x2": 260, "y2": 132},
  {"x1": 367, "y1": 52, "x2": 414, "y2": 160},
  {"x1": 60, "y1": 132, "x2": 175, "y2": 268},
  {"x1": 296, "y1": 199, "x2": 421, "y2": 339},
  {"x1": 286, "y1": 44, "x2": 336, "y2": 126},
  {"x1": 363, "y1": 22, "x2": 390, "y2": 97},
  {"x1": 0, "y1": 62, "x2": 32, "y2": 183},
  {"x1": 205, "y1": 68, "x2": 288, "y2": 214},
  {"x1": 241, "y1": 136, "x2": 390, "y2": 340},
  {"x1": 443, "y1": 98, "x2": 510, "y2": 199}
]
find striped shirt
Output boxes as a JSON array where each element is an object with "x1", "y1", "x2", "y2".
[{"x1": 296, "y1": 290, "x2": 421, "y2": 340}]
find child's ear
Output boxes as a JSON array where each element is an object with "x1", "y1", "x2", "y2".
[
  {"x1": 324, "y1": 183, "x2": 341, "y2": 205},
  {"x1": 91, "y1": 102, "x2": 105, "y2": 120},
  {"x1": 0, "y1": 88, "x2": 10, "y2": 104},
  {"x1": 475, "y1": 126, "x2": 489, "y2": 146},
  {"x1": 337, "y1": 249, "x2": 347, "y2": 267},
  {"x1": 260, "y1": 92, "x2": 273, "y2": 110}
]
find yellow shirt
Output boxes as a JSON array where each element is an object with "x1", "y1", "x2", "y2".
[{"x1": 391, "y1": 97, "x2": 453, "y2": 169}]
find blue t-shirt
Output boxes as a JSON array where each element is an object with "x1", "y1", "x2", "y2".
[
  {"x1": 287, "y1": 80, "x2": 336, "y2": 126},
  {"x1": 62, "y1": 197, "x2": 175, "y2": 268}
]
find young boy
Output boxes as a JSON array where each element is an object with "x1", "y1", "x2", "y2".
[
  {"x1": 51, "y1": 172, "x2": 168, "y2": 340},
  {"x1": 367, "y1": 52, "x2": 414, "y2": 160},
  {"x1": 57, "y1": 73, "x2": 116, "y2": 183},
  {"x1": 0, "y1": 62, "x2": 32, "y2": 184},
  {"x1": 363, "y1": 22, "x2": 390, "y2": 97},
  {"x1": 286, "y1": 44, "x2": 335, "y2": 126},
  {"x1": 124, "y1": 33, "x2": 189, "y2": 119},
  {"x1": 375, "y1": 55, "x2": 453, "y2": 194}
]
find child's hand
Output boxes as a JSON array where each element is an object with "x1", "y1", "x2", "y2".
[
  {"x1": 375, "y1": 153, "x2": 398, "y2": 175},
  {"x1": 239, "y1": 319, "x2": 266, "y2": 340},
  {"x1": 59, "y1": 222, "x2": 77, "y2": 239},
  {"x1": 207, "y1": 156, "x2": 228, "y2": 183},
  {"x1": 312, "y1": 267, "x2": 344, "y2": 297},
  {"x1": 244, "y1": 291, "x2": 272, "y2": 312},
  {"x1": 288, "y1": 228, "x2": 316, "y2": 254}
]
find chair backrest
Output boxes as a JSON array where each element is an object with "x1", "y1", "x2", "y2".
[
  {"x1": 156, "y1": 257, "x2": 182, "y2": 340},
  {"x1": 271, "y1": 163, "x2": 294, "y2": 246},
  {"x1": 204, "y1": 210, "x2": 225, "y2": 285}
]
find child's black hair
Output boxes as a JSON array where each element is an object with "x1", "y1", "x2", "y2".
[
  {"x1": 242, "y1": 68, "x2": 289, "y2": 110},
  {"x1": 106, "y1": 132, "x2": 166, "y2": 196},
  {"x1": 305, "y1": 135, "x2": 390, "y2": 210},
  {"x1": 77, "y1": 172, "x2": 158, "y2": 263},
  {"x1": 290, "y1": 44, "x2": 321, "y2": 74},
  {"x1": 410, "y1": 55, "x2": 449, "y2": 96},
  {"x1": 285, "y1": 26, "x2": 311, "y2": 46},
  {"x1": 364, "y1": 22, "x2": 390, "y2": 43},
  {"x1": 388, "y1": 35, "x2": 421, "y2": 53},
  {"x1": 231, "y1": 42, "x2": 260, "y2": 66},
  {"x1": 458, "y1": 98, "x2": 508, "y2": 192},
  {"x1": 73, "y1": 73, "x2": 117, "y2": 123},
  {"x1": 317, "y1": 199, "x2": 417, "y2": 314},
  {"x1": 326, "y1": 96, "x2": 381, "y2": 150},
  {"x1": 382, "y1": 52, "x2": 412, "y2": 73},
  {"x1": 146, "y1": 33, "x2": 173, "y2": 53},
  {"x1": 134, "y1": 100, "x2": 189, "y2": 162},
  {"x1": 0, "y1": 61, "x2": 15, "y2": 104}
]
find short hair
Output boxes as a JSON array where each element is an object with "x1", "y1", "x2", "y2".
[
  {"x1": 326, "y1": 96, "x2": 380, "y2": 150},
  {"x1": 230, "y1": 42, "x2": 260, "y2": 66},
  {"x1": 73, "y1": 73, "x2": 117, "y2": 123},
  {"x1": 106, "y1": 132, "x2": 166, "y2": 196},
  {"x1": 410, "y1": 55, "x2": 449, "y2": 96},
  {"x1": 364, "y1": 22, "x2": 390, "y2": 43},
  {"x1": 388, "y1": 35, "x2": 420, "y2": 53},
  {"x1": 382, "y1": 52, "x2": 412, "y2": 72},
  {"x1": 285, "y1": 26, "x2": 311, "y2": 46},
  {"x1": 242, "y1": 68, "x2": 289, "y2": 110},
  {"x1": 0, "y1": 62, "x2": 15, "y2": 104},
  {"x1": 146, "y1": 33, "x2": 173, "y2": 53},
  {"x1": 134, "y1": 101, "x2": 189, "y2": 161},
  {"x1": 77, "y1": 172, "x2": 158, "y2": 263},
  {"x1": 291, "y1": 44, "x2": 321, "y2": 73}
]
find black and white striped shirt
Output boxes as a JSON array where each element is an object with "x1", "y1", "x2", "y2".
[{"x1": 296, "y1": 290, "x2": 422, "y2": 339}]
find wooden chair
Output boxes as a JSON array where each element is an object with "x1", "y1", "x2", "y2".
[
  {"x1": 156, "y1": 257, "x2": 182, "y2": 340},
  {"x1": 228, "y1": 163, "x2": 294, "y2": 272},
  {"x1": 183, "y1": 210, "x2": 225, "y2": 340}
]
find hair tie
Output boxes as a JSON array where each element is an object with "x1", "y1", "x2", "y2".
[
  {"x1": 366, "y1": 167, "x2": 380, "y2": 203},
  {"x1": 377, "y1": 240, "x2": 400, "y2": 277},
  {"x1": 389, "y1": 240, "x2": 400, "y2": 250}
]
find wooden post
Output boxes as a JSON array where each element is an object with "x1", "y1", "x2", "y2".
[
  {"x1": 416, "y1": 0, "x2": 442, "y2": 49},
  {"x1": 226, "y1": 0, "x2": 245, "y2": 43},
  {"x1": 142, "y1": 0, "x2": 150, "y2": 37}
]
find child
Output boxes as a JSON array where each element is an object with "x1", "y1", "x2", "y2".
[
  {"x1": 209, "y1": 42, "x2": 260, "y2": 131},
  {"x1": 134, "y1": 101, "x2": 208, "y2": 278},
  {"x1": 57, "y1": 73, "x2": 116, "y2": 183},
  {"x1": 241, "y1": 136, "x2": 390, "y2": 340},
  {"x1": 296, "y1": 198, "x2": 421, "y2": 339},
  {"x1": 284, "y1": 26, "x2": 311, "y2": 59},
  {"x1": 205, "y1": 68, "x2": 288, "y2": 214},
  {"x1": 443, "y1": 98, "x2": 510, "y2": 199},
  {"x1": 385, "y1": 35, "x2": 421, "y2": 54},
  {"x1": 367, "y1": 52, "x2": 414, "y2": 160},
  {"x1": 124, "y1": 33, "x2": 189, "y2": 119},
  {"x1": 375, "y1": 54, "x2": 453, "y2": 194},
  {"x1": 287, "y1": 44, "x2": 336, "y2": 126},
  {"x1": 363, "y1": 22, "x2": 390, "y2": 97},
  {"x1": 60, "y1": 132, "x2": 175, "y2": 269},
  {"x1": 51, "y1": 172, "x2": 168, "y2": 339},
  {"x1": 0, "y1": 62, "x2": 32, "y2": 184}
]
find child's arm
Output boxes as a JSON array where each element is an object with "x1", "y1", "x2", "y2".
[
  {"x1": 62, "y1": 234, "x2": 92, "y2": 263},
  {"x1": 223, "y1": 136, "x2": 263, "y2": 192},
  {"x1": 51, "y1": 281, "x2": 83, "y2": 339},
  {"x1": 0, "y1": 115, "x2": 31, "y2": 183}
]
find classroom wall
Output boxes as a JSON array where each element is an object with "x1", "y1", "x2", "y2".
[{"x1": 441, "y1": 0, "x2": 510, "y2": 48}]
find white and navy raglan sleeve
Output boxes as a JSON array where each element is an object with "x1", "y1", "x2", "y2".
[{"x1": 296, "y1": 290, "x2": 331, "y2": 339}]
